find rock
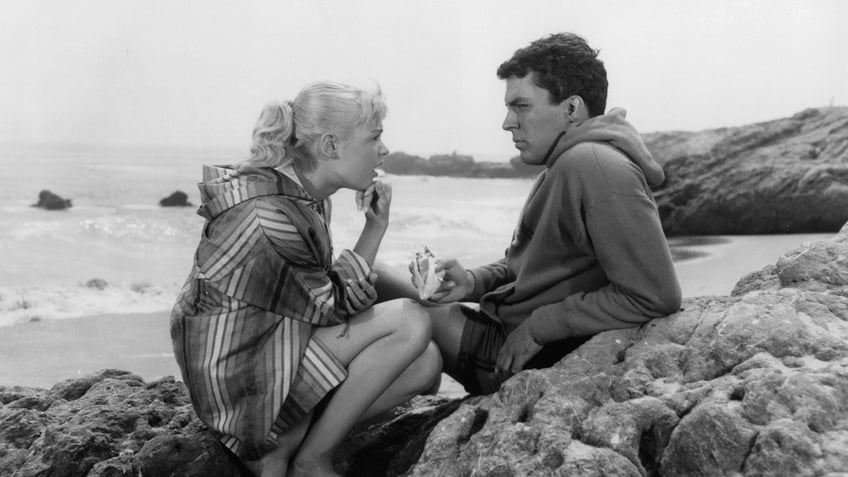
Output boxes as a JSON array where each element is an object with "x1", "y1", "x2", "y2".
[
  {"x1": 32, "y1": 190, "x2": 72, "y2": 210},
  {"x1": 404, "y1": 222, "x2": 848, "y2": 476},
  {"x1": 0, "y1": 371, "x2": 248, "y2": 477},
  {"x1": 158, "y1": 190, "x2": 193, "y2": 207},
  {"x1": 3, "y1": 225, "x2": 848, "y2": 476},
  {"x1": 84, "y1": 278, "x2": 109, "y2": 290},
  {"x1": 0, "y1": 369, "x2": 457, "y2": 477},
  {"x1": 646, "y1": 107, "x2": 848, "y2": 235}
]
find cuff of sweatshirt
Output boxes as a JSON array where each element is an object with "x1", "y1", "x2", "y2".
[
  {"x1": 465, "y1": 268, "x2": 486, "y2": 302},
  {"x1": 526, "y1": 302, "x2": 573, "y2": 345}
]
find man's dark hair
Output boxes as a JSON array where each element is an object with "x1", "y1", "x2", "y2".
[{"x1": 497, "y1": 33, "x2": 608, "y2": 117}]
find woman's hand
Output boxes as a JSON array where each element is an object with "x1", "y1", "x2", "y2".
[
  {"x1": 344, "y1": 272, "x2": 379, "y2": 314},
  {"x1": 353, "y1": 181, "x2": 391, "y2": 265},
  {"x1": 356, "y1": 180, "x2": 392, "y2": 227}
]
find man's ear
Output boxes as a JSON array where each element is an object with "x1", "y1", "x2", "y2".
[
  {"x1": 565, "y1": 96, "x2": 583, "y2": 122},
  {"x1": 320, "y1": 133, "x2": 339, "y2": 158}
]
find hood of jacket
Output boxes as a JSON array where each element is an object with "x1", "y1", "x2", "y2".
[
  {"x1": 196, "y1": 165, "x2": 313, "y2": 221},
  {"x1": 545, "y1": 108, "x2": 665, "y2": 187}
]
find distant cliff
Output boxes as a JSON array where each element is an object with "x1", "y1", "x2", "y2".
[
  {"x1": 647, "y1": 107, "x2": 848, "y2": 235},
  {"x1": 382, "y1": 151, "x2": 543, "y2": 178}
]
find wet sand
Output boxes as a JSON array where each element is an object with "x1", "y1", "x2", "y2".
[{"x1": 0, "y1": 311, "x2": 469, "y2": 398}]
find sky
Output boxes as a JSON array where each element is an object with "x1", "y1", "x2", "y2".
[{"x1": 1, "y1": 0, "x2": 846, "y2": 160}]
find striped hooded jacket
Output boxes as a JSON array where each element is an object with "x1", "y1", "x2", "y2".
[{"x1": 170, "y1": 164, "x2": 372, "y2": 459}]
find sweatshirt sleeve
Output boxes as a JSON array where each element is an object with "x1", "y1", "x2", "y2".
[
  {"x1": 467, "y1": 257, "x2": 513, "y2": 302},
  {"x1": 525, "y1": 146, "x2": 681, "y2": 342}
]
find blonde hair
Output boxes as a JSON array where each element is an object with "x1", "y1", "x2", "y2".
[{"x1": 239, "y1": 81, "x2": 387, "y2": 172}]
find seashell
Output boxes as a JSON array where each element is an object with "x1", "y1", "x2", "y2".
[{"x1": 410, "y1": 245, "x2": 444, "y2": 300}]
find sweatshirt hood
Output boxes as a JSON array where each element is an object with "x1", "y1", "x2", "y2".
[
  {"x1": 196, "y1": 165, "x2": 312, "y2": 221},
  {"x1": 545, "y1": 108, "x2": 665, "y2": 187}
]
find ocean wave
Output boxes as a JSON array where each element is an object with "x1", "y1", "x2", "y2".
[{"x1": 0, "y1": 280, "x2": 180, "y2": 328}]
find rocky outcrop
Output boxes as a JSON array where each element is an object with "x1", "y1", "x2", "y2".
[
  {"x1": 0, "y1": 371, "x2": 457, "y2": 476},
  {"x1": 32, "y1": 190, "x2": 72, "y2": 210},
  {"x1": 405, "y1": 222, "x2": 848, "y2": 476},
  {"x1": 158, "y1": 190, "x2": 193, "y2": 207},
  {"x1": 3, "y1": 225, "x2": 847, "y2": 476},
  {"x1": 646, "y1": 107, "x2": 848, "y2": 235}
]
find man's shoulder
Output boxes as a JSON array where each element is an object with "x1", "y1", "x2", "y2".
[{"x1": 553, "y1": 142, "x2": 641, "y2": 179}]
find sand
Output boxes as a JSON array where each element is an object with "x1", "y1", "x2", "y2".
[
  {"x1": 0, "y1": 310, "x2": 469, "y2": 398},
  {"x1": 0, "y1": 312, "x2": 177, "y2": 389}
]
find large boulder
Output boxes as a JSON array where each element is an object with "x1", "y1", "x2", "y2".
[
  {"x1": 32, "y1": 190, "x2": 72, "y2": 210},
  {"x1": 405, "y1": 222, "x2": 848, "y2": 476},
  {"x1": 2, "y1": 225, "x2": 847, "y2": 476},
  {"x1": 646, "y1": 107, "x2": 848, "y2": 235}
]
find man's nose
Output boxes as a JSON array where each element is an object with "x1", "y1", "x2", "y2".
[{"x1": 502, "y1": 111, "x2": 517, "y2": 131}]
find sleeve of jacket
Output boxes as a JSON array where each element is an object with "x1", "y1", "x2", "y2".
[
  {"x1": 526, "y1": 144, "x2": 682, "y2": 342},
  {"x1": 257, "y1": 201, "x2": 373, "y2": 326},
  {"x1": 467, "y1": 257, "x2": 513, "y2": 302}
]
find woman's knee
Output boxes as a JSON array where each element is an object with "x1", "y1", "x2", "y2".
[{"x1": 385, "y1": 298, "x2": 432, "y2": 348}]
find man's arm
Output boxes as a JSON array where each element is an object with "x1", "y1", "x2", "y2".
[{"x1": 524, "y1": 153, "x2": 681, "y2": 342}]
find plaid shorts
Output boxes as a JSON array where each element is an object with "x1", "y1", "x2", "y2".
[{"x1": 454, "y1": 305, "x2": 590, "y2": 395}]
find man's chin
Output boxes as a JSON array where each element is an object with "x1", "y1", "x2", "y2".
[{"x1": 519, "y1": 151, "x2": 546, "y2": 166}]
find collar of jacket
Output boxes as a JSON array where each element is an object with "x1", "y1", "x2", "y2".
[{"x1": 196, "y1": 165, "x2": 316, "y2": 221}]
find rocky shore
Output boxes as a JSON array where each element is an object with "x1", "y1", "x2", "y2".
[
  {"x1": 3, "y1": 223, "x2": 847, "y2": 476},
  {"x1": 647, "y1": 106, "x2": 848, "y2": 235}
]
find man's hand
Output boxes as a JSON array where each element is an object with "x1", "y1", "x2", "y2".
[
  {"x1": 421, "y1": 258, "x2": 472, "y2": 304},
  {"x1": 495, "y1": 323, "x2": 543, "y2": 379}
]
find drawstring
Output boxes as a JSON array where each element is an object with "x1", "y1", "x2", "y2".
[{"x1": 541, "y1": 130, "x2": 568, "y2": 166}]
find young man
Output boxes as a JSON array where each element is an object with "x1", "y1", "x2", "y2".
[{"x1": 423, "y1": 33, "x2": 682, "y2": 395}]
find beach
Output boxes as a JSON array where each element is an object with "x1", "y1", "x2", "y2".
[
  {"x1": 1, "y1": 231, "x2": 833, "y2": 395},
  {"x1": 0, "y1": 143, "x2": 835, "y2": 396}
]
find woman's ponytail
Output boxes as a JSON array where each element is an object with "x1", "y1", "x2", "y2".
[{"x1": 239, "y1": 101, "x2": 295, "y2": 171}]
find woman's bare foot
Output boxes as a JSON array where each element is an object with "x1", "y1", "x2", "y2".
[
  {"x1": 243, "y1": 459, "x2": 263, "y2": 477},
  {"x1": 290, "y1": 453, "x2": 340, "y2": 477},
  {"x1": 243, "y1": 451, "x2": 288, "y2": 477}
]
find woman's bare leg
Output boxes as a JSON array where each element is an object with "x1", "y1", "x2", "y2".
[
  {"x1": 358, "y1": 340, "x2": 441, "y2": 421},
  {"x1": 373, "y1": 260, "x2": 419, "y2": 302},
  {"x1": 289, "y1": 298, "x2": 440, "y2": 477}
]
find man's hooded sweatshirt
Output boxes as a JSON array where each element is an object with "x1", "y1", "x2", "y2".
[{"x1": 467, "y1": 110, "x2": 681, "y2": 342}]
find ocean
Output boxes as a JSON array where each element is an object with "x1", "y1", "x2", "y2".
[{"x1": 0, "y1": 143, "x2": 834, "y2": 328}]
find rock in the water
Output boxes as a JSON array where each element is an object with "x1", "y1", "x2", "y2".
[
  {"x1": 159, "y1": 190, "x2": 193, "y2": 207},
  {"x1": 646, "y1": 107, "x2": 848, "y2": 235},
  {"x1": 32, "y1": 190, "x2": 72, "y2": 210}
]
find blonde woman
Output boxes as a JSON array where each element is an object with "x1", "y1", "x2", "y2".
[{"x1": 171, "y1": 81, "x2": 441, "y2": 476}]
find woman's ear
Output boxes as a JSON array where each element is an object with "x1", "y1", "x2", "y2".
[{"x1": 320, "y1": 133, "x2": 339, "y2": 158}]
